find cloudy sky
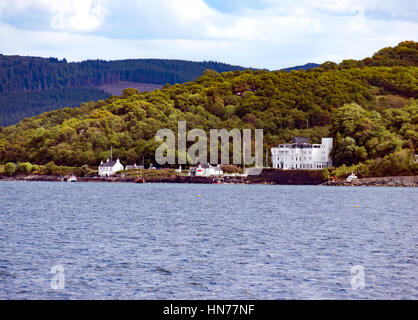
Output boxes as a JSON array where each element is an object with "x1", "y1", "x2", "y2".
[{"x1": 0, "y1": 0, "x2": 417, "y2": 69}]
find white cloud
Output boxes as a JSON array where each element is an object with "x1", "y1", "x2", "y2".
[
  {"x1": 265, "y1": 0, "x2": 418, "y2": 21},
  {"x1": 0, "y1": 0, "x2": 417, "y2": 69},
  {"x1": 0, "y1": 0, "x2": 111, "y2": 32},
  {"x1": 49, "y1": 0, "x2": 110, "y2": 32}
]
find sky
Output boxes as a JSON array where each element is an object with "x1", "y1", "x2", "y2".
[{"x1": 0, "y1": 0, "x2": 417, "y2": 70}]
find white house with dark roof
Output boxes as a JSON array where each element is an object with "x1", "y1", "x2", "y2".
[
  {"x1": 98, "y1": 158, "x2": 124, "y2": 177},
  {"x1": 189, "y1": 164, "x2": 223, "y2": 177}
]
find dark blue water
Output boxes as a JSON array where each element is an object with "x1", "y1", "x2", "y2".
[{"x1": 0, "y1": 181, "x2": 417, "y2": 299}]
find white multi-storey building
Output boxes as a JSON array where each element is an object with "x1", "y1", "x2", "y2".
[{"x1": 271, "y1": 137, "x2": 333, "y2": 170}]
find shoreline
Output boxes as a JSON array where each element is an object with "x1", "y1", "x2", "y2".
[
  {"x1": 321, "y1": 175, "x2": 418, "y2": 187},
  {"x1": 1, "y1": 174, "x2": 417, "y2": 187}
]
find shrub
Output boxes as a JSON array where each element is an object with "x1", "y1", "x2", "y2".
[
  {"x1": 74, "y1": 164, "x2": 90, "y2": 177},
  {"x1": 321, "y1": 168, "x2": 330, "y2": 181},
  {"x1": 4, "y1": 162, "x2": 16, "y2": 176},
  {"x1": 44, "y1": 161, "x2": 57, "y2": 175},
  {"x1": 220, "y1": 164, "x2": 242, "y2": 173},
  {"x1": 17, "y1": 162, "x2": 33, "y2": 175},
  {"x1": 121, "y1": 88, "x2": 139, "y2": 98}
]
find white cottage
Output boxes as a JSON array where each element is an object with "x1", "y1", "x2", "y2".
[
  {"x1": 189, "y1": 164, "x2": 223, "y2": 177},
  {"x1": 271, "y1": 137, "x2": 333, "y2": 170},
  {"x1": 98, "y1": 158, "x2": 124, "y2": 177}
]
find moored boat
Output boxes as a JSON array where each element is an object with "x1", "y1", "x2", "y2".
[
  {"x1": 68, "y1": 175, "x2": 77, "y2": 182},
  {"x1": 346, "y1": 171, "x2": 358, "y2": 183},
  {"x1": 135, "y1": 177, "x2": 146, "y2": 183}
]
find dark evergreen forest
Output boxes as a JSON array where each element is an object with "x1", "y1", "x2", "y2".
[{"x1": 0, "y1": 56, "x2": 247, "y2": 126}]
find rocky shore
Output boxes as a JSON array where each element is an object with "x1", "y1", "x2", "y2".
[
  {"x1": 0, "y1": 174, "x2": 236, "y2": 184},
  {"x1": 1, "y1": 173, "x2": 418, "y2": 186},
  {"x1": 322, "y1": 175, "x2": 418, "y2": 187}
]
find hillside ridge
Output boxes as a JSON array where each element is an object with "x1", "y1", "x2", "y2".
[{"x1": 0, "y1": 41, "x2": 417, "y2": 178}]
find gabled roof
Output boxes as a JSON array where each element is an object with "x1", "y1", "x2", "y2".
[
  {"x1": 125, "y1": 164, "x2": 140, "y2": 169},
  {"x1": 99, "y1": 161, "x2": 118, "y2": 167}
]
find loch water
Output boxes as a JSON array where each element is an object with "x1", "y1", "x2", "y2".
[{"x1": 0, "y1": 181, "x2": 417, "y2": 299}]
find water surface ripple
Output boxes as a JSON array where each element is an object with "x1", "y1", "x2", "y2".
[{"x1": 0, "y1": 181, "x2": 417, "y2": 299}]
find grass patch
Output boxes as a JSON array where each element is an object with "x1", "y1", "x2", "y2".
[{"x1": 119, "y1": 168, "x2": 178, "y2": 179}]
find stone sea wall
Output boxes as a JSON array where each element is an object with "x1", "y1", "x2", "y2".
[{"x1": 246, "y1": 169, "x2": 324, "y2": 185}]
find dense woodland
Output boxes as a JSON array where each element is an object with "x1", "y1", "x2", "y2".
[
  {"x1": 0, "y1": 41, "x2": 417, "y2": 178},
  {"x1": 0, "y1": 88, "x2": 109, "y2": 126},
  {"x1": 0, "y1": 57, "x2": 247, "y2": 125},
  {"x1": 0, "y1": 56, "x2": 248, "y2": 92}
]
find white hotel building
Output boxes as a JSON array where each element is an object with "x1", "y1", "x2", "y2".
[{"x1": 271, "y1": 137, "x2": 333, "y2": 170}]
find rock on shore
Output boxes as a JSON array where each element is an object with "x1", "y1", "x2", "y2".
[{"x1": 323, "y1": 175, "x2": 418, "y2": 187}]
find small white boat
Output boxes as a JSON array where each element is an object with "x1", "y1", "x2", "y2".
[
  {"x1": 68, "y1": 175, "x2": 77, "y2": 182},
  {"x1": 346, "y1": 171, "x2": 357, "y2": 183}
]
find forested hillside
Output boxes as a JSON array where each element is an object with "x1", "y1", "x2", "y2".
[
  {"x1": 0, "y1": 41, "x2": 417, "y2": 177},
  {"x1": 0, "y1": 56, "x2": 248, "y2": 126},
  {"x1": 0, "y1": 56, "x2": 248, "y2": 93},
  {"x1": 0, "y1": 88, "x2": 109, "y2": 126}
]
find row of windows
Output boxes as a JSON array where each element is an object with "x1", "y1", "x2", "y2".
[
  {"x1": 100, "y1": 166, "x2": 118, "y2": 171},
  {"x1": 278, "y1": 145, "x2": 323, "y2": 149},
  {"x1": 274, "y1": 156, "x2": 327, "y2": 161},
  {"x1": 273, "y1": 150, "x2": 328, "y2": 155},
  {"x1": 275, "y1": 156, "x2": 319, "y2": 161},
  {"x1": 274, "y1": 163, "x2": 328, "y2": 169},
  {"x1": 290, "y1": 163, "x2": 327, "y2": 169},
  {"x1": 273, "y1": 150, "x2": 313, "y2": 155}
]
